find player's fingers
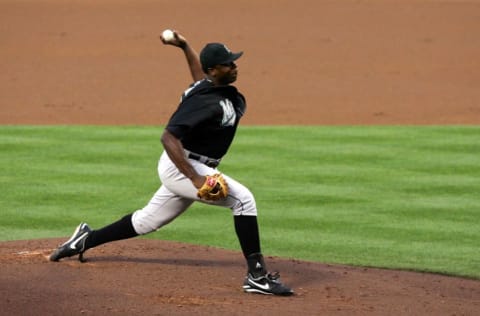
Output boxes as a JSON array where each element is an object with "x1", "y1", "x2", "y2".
[{"x1": 172, "y1": 30, "x2": 187, "y2": 44}]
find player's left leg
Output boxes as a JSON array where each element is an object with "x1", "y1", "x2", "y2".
[{"x1": 190, "y1": 172, "x2": 294, "y2": 296}]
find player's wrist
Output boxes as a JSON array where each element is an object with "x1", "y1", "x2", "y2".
[
  {"x1": 179, "y1": 41, "x2": 187, "y2": 49},
  {"x1": 191, "y1": 174, "x2": 205, "y2": 189}
]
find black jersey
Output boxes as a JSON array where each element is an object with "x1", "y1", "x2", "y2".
[{"x1": 166, "y1": 79, "x2": 246, "y2": 159}]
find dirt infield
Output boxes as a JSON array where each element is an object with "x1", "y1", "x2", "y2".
[
  {"x1": 1, "y1": 239, "x2": 479, "y2": 316},
  {"x1": 1, "y1": 0, "x2": 479, "y2": 315},
  {"x1": 1, "y1": 0, "x2": 479, "y2": 125}
]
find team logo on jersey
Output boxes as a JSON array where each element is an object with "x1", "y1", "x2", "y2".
[{"x1": 219, "y1": 98, "x2": 236, "y2": 126}]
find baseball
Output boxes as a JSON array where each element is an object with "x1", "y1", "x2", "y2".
[{"x1": 162, "y1": 29, "x2": 175, "y2": 42}]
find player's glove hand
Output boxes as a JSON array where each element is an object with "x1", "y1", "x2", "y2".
[{"x1": 197, "y1": 174, "x2": 229, "y2": 201}]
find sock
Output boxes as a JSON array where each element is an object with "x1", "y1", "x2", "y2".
[
  {"x1": 234, "y1": 215, "x2": 261, "y2": 256},
  {"x1": 84, "y1": 213, "x2": 138, "y2": 250},
  {"x1": 246, "y1": 252, "x2": 267, "y2": 278},
  {"x1": 234, "y1": 215, "x2": 267, "y2": 276}
]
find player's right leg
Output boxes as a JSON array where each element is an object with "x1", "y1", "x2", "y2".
[
  {"x1": 130, "y1": 185, "x2": 193, "y2": 234},
  {"x1": 49, "y1": 213, "x2": 139, "y2": 262},
  {"x1": 50, "y1": 185, "x2": 192, "y2": 262},
  {"x1": 50, "y1": 222, "x2": 92, "y2": 262}
]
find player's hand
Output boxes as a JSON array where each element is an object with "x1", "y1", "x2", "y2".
[
  {"x1": 197, "y1": 174, "x2": 229, "y2": 201},
  {"x1": 160, "y1": 30, "x2": 187, "y2": 49}
]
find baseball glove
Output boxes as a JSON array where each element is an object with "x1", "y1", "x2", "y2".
[{"x1": 197, "y1": 174, "x2": 229, "y2": 200}]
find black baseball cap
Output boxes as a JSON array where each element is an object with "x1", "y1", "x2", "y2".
[{"x1": 200, "y1": 43, "x2": 243, "y2": 72}]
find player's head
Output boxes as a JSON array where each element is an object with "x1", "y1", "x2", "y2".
[{"x1": 200, "y1": 43, "x2": 243, "y2": 85}]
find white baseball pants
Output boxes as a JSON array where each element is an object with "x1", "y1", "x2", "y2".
[{"x1": 131, "y1": 151, "x2": 257, "y2": 235}]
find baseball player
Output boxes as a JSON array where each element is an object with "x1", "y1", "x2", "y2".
[{"x1": 50, "y1": 30, "x2": 293, "y2": 296}]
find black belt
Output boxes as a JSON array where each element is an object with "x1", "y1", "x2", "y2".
[{"x1": 185, "y1": 150, "x2": 221, "y2": 168}]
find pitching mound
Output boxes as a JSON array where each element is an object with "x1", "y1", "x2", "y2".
[{"x1": 1, "y1": 238, "x2": 478, "y2": 315}]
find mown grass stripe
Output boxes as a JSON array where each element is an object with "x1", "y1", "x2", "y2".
[{"x1": 0, "y1": 125, "x2": 479, "y2": 278}]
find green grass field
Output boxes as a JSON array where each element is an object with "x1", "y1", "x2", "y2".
[{"x1": 1, "y1": 125, "x2": 479, "y2": 279}]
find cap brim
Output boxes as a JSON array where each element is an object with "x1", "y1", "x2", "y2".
[{"x1": 224, "y1": 51, "x2": 243, "y2": 64}]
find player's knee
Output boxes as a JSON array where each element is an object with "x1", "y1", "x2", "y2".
[
  {"x1": 231, "y1": 189, "x2": 257, "y2": 216},
  {"x1": 131, "y1": 210, "x2": 167, "y2": 235},
  {"x1": 131, "y1": 213, "x2": 153, "y2": 235}
]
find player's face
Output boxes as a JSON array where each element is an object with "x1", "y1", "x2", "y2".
[{"x1": 213, "y1": 61, "x2": 238, "y2": 85}]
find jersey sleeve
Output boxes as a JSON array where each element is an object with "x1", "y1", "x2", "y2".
[{"x1": 166, "y1": 95, "x2": 219, "y2": 139}]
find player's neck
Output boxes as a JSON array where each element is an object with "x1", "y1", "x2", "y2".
[
  {"x1": 206, "y1": 75, "x2": 220, "y2": 86},
  {"x1": 206, "y1": 75, "x2": 232, "y2": 87}
]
